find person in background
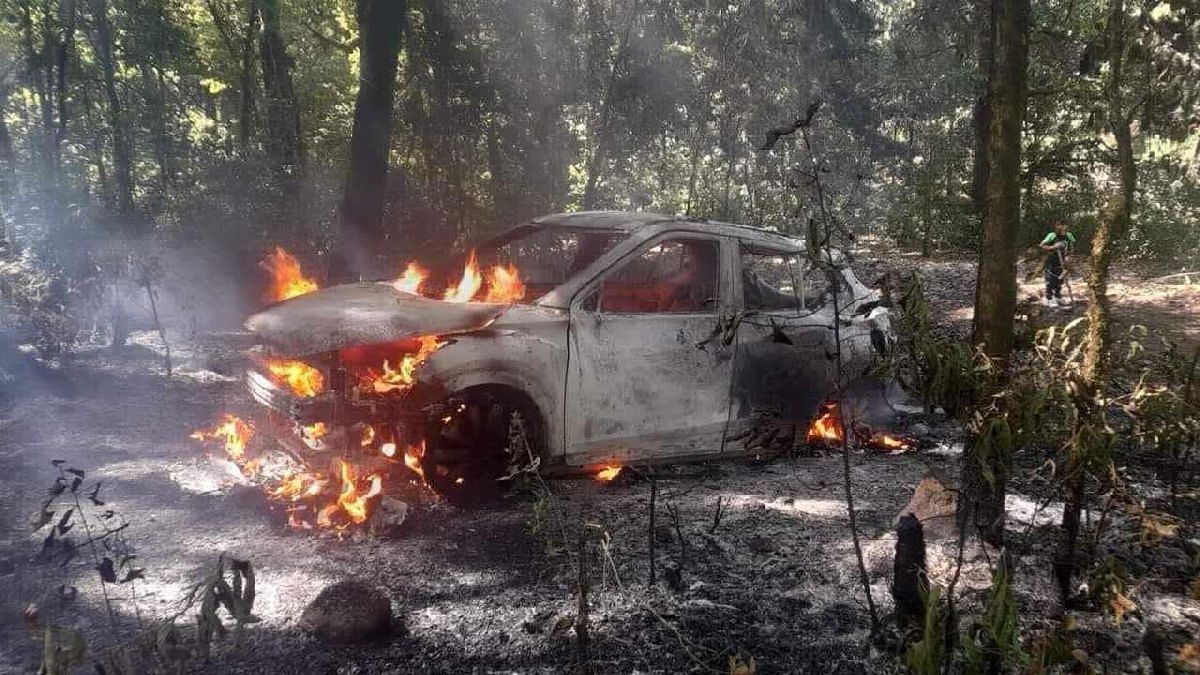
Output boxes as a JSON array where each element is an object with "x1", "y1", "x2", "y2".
[{"x1": 1039, "y1": 220, "x2": 1076, "y2": 308}]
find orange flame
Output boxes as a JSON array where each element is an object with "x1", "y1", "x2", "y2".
[
  {"x1": 266, "y1": 359, "x2": 325, "y2": 397},
  {"x1": 404, "y1": 442, "x2": 425, "y2": 480},
  {"x1": 484, "y1": 263, "x2": 525, "y2": 303},
  {"x1": 190, "y1": 414, "x2": 255, "y2": 463},
  {"x1": 381, "y1": 442, "x2": 397, "y2": 458},
  {"x1": 444, "y1": 251, "x2": 483, "y2": 303},
  {"x1": 360, "y1": 425, "x2": 376, "y2": 447},
  {"x1": 302, "y1": 422, "x2": 328, "y2": 441},
  {"x1": 596, "y1": 465, "x2": 622, "y2": 482},
  {"x1": 370, "y1": 336, "x2": 444, "y2": 394},
  {"x1": 261, "y1": 247, "x2": 318, "y2": 302},
  {"x1": 874, "y1": 434, "x2": 911, "y2": 451},
  {"x1": 317, "y1": 460, "x2": 383, "y2": 527},
  {"x1": 393, "y1": 262, "x2": 427, "y2": 295},
  {"x1": 806, "y1": 404, "x2": 844, "y2": 444},
  {"x1": 267, "y1": 471, "x2": 326, "y2": 502}
]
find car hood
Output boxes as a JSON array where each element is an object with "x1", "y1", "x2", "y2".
[{"x1": 244, "y1": 282, "x2": 509, "y2": 356}]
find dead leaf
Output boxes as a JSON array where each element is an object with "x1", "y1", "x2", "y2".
[
  {"x1": 1109, "y1": 588, "x2": 1136, "y2": 625},
  {"x1": 1177, "y1": 643, "x2": 1200, "y2": 673},
  {"x1": 549, "y1": 615, "x2": 574, "y2": 635},
  {"x1": 1139, "y1": 513, "x2": 1180, "y2": 547}
]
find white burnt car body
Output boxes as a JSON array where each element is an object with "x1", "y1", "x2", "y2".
[{"x1": 244, "y1": 212, "x2": 893, "y2": 493}]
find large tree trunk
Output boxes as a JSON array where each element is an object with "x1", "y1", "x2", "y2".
[
  {"x1": 331, "y1": 0, "x2": 406, "y2": 282},
  {"x1": 962, "y1": 0, "x2": 1030, "y2": 547},
  {"x1": 972, "y1": 0, "x2": 1029, "y2": 358},
  {"x1": 258, "y1": 0, "x2": 303, "y2": 184},
  {"x1": 1054, "y1": 0, "x2": 1135, "y2": 601},
  {"x1": 90, "y1": 0, "x2": 134, "y2": 214}
]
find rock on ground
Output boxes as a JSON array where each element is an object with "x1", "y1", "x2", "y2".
[{"x1": 299, "y1": 579, "x2": 395, "y2": 644}]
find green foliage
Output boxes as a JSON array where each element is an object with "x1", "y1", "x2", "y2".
[
  {"x1": 963, "y1": 559, "x2": 1026, "y2": 674},
  {"x1": 904, "y1": 583, "x2": 946, "y2": 675},
  {"x1": 884, "y1": 274, "x2": 986, "y2": 417},
  {"x1": 0, "y1": 251, "x2": 77, "y2": 357}
]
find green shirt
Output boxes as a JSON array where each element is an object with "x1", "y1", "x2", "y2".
[{"x1": 1040, "y1": 231, "x2": 1076, "y2": 249}]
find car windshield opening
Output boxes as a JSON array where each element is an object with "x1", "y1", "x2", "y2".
[{"x1": 477, "y1": 227, "x2": 621, "y2": 303}]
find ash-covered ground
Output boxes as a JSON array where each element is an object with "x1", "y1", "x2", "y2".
[{"x1": 1, "y1": 250, "x2": 1197, "y2": 673}]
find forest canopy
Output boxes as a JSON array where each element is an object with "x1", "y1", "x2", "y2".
[{"x1": 0, "y1": 0, "x2": 1196, "y2": 310}]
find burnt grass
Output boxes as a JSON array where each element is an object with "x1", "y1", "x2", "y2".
[{"x1": 1, "y1": 249, "x2": 1198, "y2": 673}]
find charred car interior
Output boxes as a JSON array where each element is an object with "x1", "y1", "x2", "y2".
[{"x1": 242, "y1": 211, "x2": 894, "y2": 502}]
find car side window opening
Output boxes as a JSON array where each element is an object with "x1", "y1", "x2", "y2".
[
  {"x1": 741, "y1": 247, "x2": 840, "y2": 311},
  {"x1": 598, "y1": 238, "x2": 720, "y2": 313}
]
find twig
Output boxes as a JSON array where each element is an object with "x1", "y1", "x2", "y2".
[
  {"x1": 648, "y1": 474, "x2": 658, "y2": 587},
  {"x1": 798, "y1": 112, "x2": 880, "y2": 633},
  {"x1": 575, "y1": 527, "x2": 590, "y2": 663},
  {"x1": 709, "y1": 496, "x2": 725, "y2": 534}
]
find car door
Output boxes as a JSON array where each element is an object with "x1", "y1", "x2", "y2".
[
  {"x1": 564, "y1": 233, "x2": 736, "y2": 465},
  {"x1": 729, "y1": 245, "x2": 839, "y2": 445}
]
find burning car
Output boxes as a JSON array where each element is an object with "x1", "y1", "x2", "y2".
[{"x1": 242, "y1": 211, "x2": 894, "y2": 498}]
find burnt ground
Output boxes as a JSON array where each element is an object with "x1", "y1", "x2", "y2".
[{"x1": 1, "y1": 251, "x2": 1198, "y2": 674}]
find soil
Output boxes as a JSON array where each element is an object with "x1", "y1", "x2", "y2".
[{"x1": 0, "y1": 249, "x2": 1197, "y2": 674}]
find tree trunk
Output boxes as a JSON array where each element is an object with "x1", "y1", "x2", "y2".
[
  {"x1": 1054, "y1": 0, "x2": 1135, "y2": 601},
  {"x1": 90, "y1": 0, "x2": 134, "y2": 214},
  {"x1": 331, "y1": 0, "x2": 406, "y2": 282},
  {"x1": 971, "y1": 0, "x2": 996, "y2": 214},
  {"x1": 239, "y1": 0, "x2": 258, "y2": 151},
  {"x1": 258, "y1": 0, "x2": 303, "y2": 184},
  {"x1": 962, "y1": 0, "x2": 1030, "y2": 547},
  {"x1": 972, "y1": 0, "x2": 1030, "y2": 358},
  {"x1": 581, "y1": 0, "x2": 639, "y2": 210}
]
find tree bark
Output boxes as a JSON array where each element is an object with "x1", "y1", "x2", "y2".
[
  {"x1": 971, "y1": 0, "x2": 996, "y2": 215},
  {"x1": 239, "y1": 0, "x2": 258, "y2": 150},
  {"x1": 258, "y1": 0, "x2": 303, "y2": 183},
  {"x1": 962, "y1": 0, "x2": 1030, "y2": 547},
  {"x1": 581, "y1": 0, "x2": 639, "y2": 210},
  {"x1": 332, "y1": 0, "x2": 406, "y2": 281},
  {"x1": 1054, "y1": 0, "x2": 1135, "y2": 601},
  {"x1": 972, "y1": 0, "x2": 1030, "y2": 358},
  {"x1": 90, "y1": 0, "x2": 134, "y2": 214}
]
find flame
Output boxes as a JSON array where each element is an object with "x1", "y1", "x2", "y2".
[
  {"x1": 190, "y1": 414, "x2": 255, "y2": 463},
  {"x1": 443, "y1": 251, "x2": 483, "y2": 303},
  {"x1": 404, "y1": 442, "x2": 425, "y2": 480},
  {"x1": 806, "y1": 404, "x2": 844, "y2": 444},
  {"x1": 484, "y1": 263, "x2": 525, "y2": 303},
  {"x1": 302, "y1": 422, "x2": 328, "y2": 440},
  {"x1": 261, "y1": 247, "x2": 318, "y2": 302},
  {"x1": 596, "y1": 465, "x2": 622, "y2": 482},
  {"x1": 381, "y1": 442, "x2": 396, "y2": 458},
  {"x1": 874, "y1": 434, "x2": 911, "y2": 451},
  {"x1": 360, "y1": 425, "x2": 376, "y2": 447},
  {"x1": 369, "y1": 336, "x2": 444, "y2": 394},
  {"x1": 267, "y1": 471, "x2": 326, "y2": 502},
  {"x1": 266, "y1": 359, "x2": 325, "y2": 397},
  {"x1": 317, "y1": 460, "x2": 383, "y2": 527},
  {"x1": 393, "y1": 262, "x2": 427, "y2": 295}
]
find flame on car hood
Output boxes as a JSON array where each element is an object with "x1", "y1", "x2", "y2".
[{"x1": 244, "y1": 281, "x2": 509, "y2": 356}]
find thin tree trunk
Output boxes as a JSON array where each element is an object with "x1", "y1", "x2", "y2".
[
  {"x1": 90, "y1": 0, "x2": 134, "y2": 214},
  {"x1": 581, "y1": 0, "x2": 640, "y2": 210},
  {"x1": 258, "y1": 0, "x2": 303, "y2": 184},
  {"x1": 54, "y1": 0, "x2": 77, "y2": 171},
  {"x1": 332, "y1": 0, "x2": 406, "y2": 281},
  {"x1": 240, "y1": 0, "x2": 258, "y2": 150},
  {"x1": 1055, "y1": 0, "x2": 1135, "y2": 601}
]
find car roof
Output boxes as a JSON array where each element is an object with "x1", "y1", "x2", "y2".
[{"x1": 530, "y1": 211, "x2": 805, "y2": 252}]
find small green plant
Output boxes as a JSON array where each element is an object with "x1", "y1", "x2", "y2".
[
  {"x1": 962, "y1": 557, "x2": 1026, "y2": 674},
  {"x1": 904, "y1": 583, "x2": 946, "y2": 675}
]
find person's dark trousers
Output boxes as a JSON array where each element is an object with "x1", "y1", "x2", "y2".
[{"x1": 1045, "y1": 266, "x2": 1063, "y2": 299}]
